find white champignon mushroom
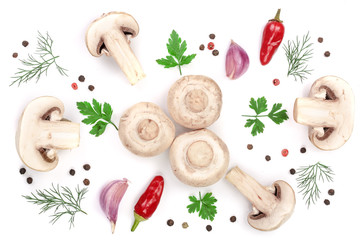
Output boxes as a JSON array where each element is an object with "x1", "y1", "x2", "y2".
[
  {"x1": 118, "y1": 102, "x2": 175, "y2": 157},
  {"x1": 293, "y1": 75, "x2": 354, "y2": 150},
  {"x1": 169, "y1": 129, "x2": 229, "y2": 187},
  {"x1": 226, "y1": 166, "x2": 296, "y2": 231},
  {"x1": 167, "y1": 75, "x2": 222, "y2": 129},
  {"x1": 16, "y1": 96, "x2": 80, "y2": 172},
  {"x1": 86, "y1": 12, "x2": 145, "y2": 85}
]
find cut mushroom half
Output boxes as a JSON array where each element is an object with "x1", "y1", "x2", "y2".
[
  {"x1": 86, "y1": 12, "x2": 145, "y2": 85},
  {"x1": 118, "y1": 102, "x2": 175, "y2": 157},
  {"x1": 226, "y1": 166, "x2": 295, "y2": 231},
  {"x1": 167, "y1": 75, "x2": 222, "y2": 129},
  {"x1": 169, "y1": 129, "x2": 229, "y2": 187},
  {"x1": 293, "y1": 75, "x2": 354, "y2": 150},
  {"x1": 16, "y1": 96, "x2": 80, "y2": 171}
]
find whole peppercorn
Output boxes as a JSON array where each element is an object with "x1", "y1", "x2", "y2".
[
  {"x1": 300, "y1": 147, "x2": 307, "y2": 153},
  {"x1": 212, "y1": 49, "x2": 219, "y2": 56},
  {"x1": 273, "y1": 78, "x2": 280, "y2": 86},
  {"x1": 328, "y1": 189, "x2": 335, "y2": 196},
  {"x1": 22, "y1": 41, "x2": 29, "y2": 47},
  {"x1": 281, "y1": 149, "x2": 289, "y2": 157},
  {"x1": 206, "y1": 225, "x2": 212, "y2": 232},
  {"x1": 83, "y1": 164, "x2": 91, "y2": 171},
  {"x1": 207, "y1": 42, "x2": 215, "y2": 50},
  {"x1": 289, "y1": 168, "x2": 296, "y2": 175},
  {"x1": 71, "y1": 83, "x2": 78, "y2": 90},
  {"x1": 247, "y1": 144, "x2": 253, "y2": 150},
  {"x1": 69, "y1": 169, "x2": 76, "y2": 176},
  {"x1": 167, "y1": 219, "x2": 174, "y2": 226},
  {"x1": 209, "y1": 33, "x2": 216, "y2": 39},
  {"x1": 19, "y1": 167, "x2": 26, "y2": 175},
  {"x1": 27, "y1": 177, "x2": 33, "y2": 184},
  {"x1": 324, "y1": 51, "x2": 331, "y2": 57},
  {"x1": 230, "y1": 216, "x2": 237, "y2": 222},
  {"x1": 182, "y1": 222, "x2": 189, "y2": 229},
  {"x1": 78, "y1": 75, "x2": 85, "y2": 82},
  {"x1": 265, "y1": 155, "x2": 271, "y2": 161},
  {"x1": 88, "y1": 85, "x2": 95, "y2": 91},
  {"x1": 318, "y1": 37, "x2": 324, "y2": 43},
  {"x1": 13, "y1": 52, "x2": 18, "y2": 58},
  {"x1": 324, "y1": 199, "x2": 330, "y2": 205},
  {"x1": 199, "y1": 44, "x2": 205, "y2": 51},
  {"x1": 83, "y1": 178, "x2": 90, "y2": 186}
]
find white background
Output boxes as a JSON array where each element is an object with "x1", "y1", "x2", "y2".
[{"x1": 1, "y1": 0, "x2": 359, "y2": 239}]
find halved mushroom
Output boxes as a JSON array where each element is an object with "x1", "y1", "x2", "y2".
[
  {"x1": 167, "y1": 75, "x2": 222, "y2": 129},
  {"x1": 293, "y1": 75, "x2": 354, "y2": 150},
  {"x1": 169, "y1": 129, "x2": 229, "y2": 187},
  {"x1": 86, "y1": 12, "x2": 145, "y2": 85},
  {"x1": 16, "y1": 96, "x2": 80, "y2": 171},
  {"x1": 118, "y1": 102, "x2": 175, "y2": 157},
  {"x1": 226, "y1": 166, "x2": 295, "y2": 231}
]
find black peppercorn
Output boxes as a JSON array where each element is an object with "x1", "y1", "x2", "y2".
[
  {"x1": 22, "y1": 41, "x2": 29, "y2": 47},
  {"x1": 199, "y1": 44, "x2": 205, "y2": 50},
  {"x1": 212, "y1": 49, "x2": 219, "y2": 56},
  {"x1": 230, "y1": 216, "x2": 237, "y2": 222},
  {"x1": 324, "y1": 51, "x2": 331, "y2": 57},
  {"x1": 27, "y1": 177, "x2": 33, "y2": 184},
  {"x1": 69, "y1": 169, "x2": 76, "y2": 176},
  {"x1": 13, "y1": 52, "x2": 18, "y2": 58},
  {"x1": 328, "y1": 189, "x2": 335, "y2": 196},
  {"x1": 78, "y1": 75, "x2": 85, "y2": 82},
  {"x1": 247, "y1": 144, "x2": 253, "y2": 150},
  {"x1": 324, "y1": 199, "x2": 330, "y2": 205},
  {"x1": 318, "y1": 37, "x2": 324, "y2": 43},
  {"x1": 19, "y1": 167, "x2": 26, "y2": 175},
  {"x1": 209, "y1": 33, "x2": 215, "y2": 39},
  {"x1": 265, "y1": 155, "x2": 271, "y2": 161},
  {"x1": 290, "y1": 168, "x2": 296, "y2": 175},
  {"x1": 167, "y1": 219, "x2": 174, "y2": 226},
  {"x1": 83, "y1": 178, "x2": 90, "y2": 186},
  {"x1": 83, "y1": 164, "x2": 91, "y2": 171},
  {"x1": 206, "y1": 225, "x2": 212, "y2": 232},
  {"x1": 300, "y1": 147, "x2": 307, "y2": 153},
  {"x1": 88, "y1": 85, "x2": 95, "y2": 91}
]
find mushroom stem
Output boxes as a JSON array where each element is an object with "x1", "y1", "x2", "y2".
[
  {"x1": 226, "y1": 167, "x2": 277, "y2": 215},
  {"x1": 103, "y1": 30, "x2": 145, "y2": 85},
  {"x1": 37, "y1": 120, "x2": 80, "y2": 149},
  {"x1": 293, "y1": 97, "x2": 338, "y2": 128}
]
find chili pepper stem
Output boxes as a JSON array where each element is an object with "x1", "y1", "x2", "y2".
[
  {"x1": 272, "y1": 9, "x2": 283, "y2": 22},
  {"x1": 131, "y1": 212, "x2": 147, "y2": 232}
]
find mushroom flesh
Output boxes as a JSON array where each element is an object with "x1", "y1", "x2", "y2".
[
  {"x1": 118, "y1": 102, "x2": 175, "y2": 157},
  {"x1": 293, "y1": 75, "x2": 354, "y2": 150},
  {"x1": 226, "y1": 166, "x2": 295, "y2": 231},
  {"x1": 86, "y1": 12, "x2": 145, "y2": 85},
  {"x1": 167, "y1": 75, "x2": 222, "y2": 129},
  {"x1": 16, "y1": 96, "x2": 80, "y2": 171},
  {"x1": 169, "y1": 129, "x2": 229, "y2": 187}
]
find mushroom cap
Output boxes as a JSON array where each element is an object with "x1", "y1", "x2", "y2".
[
  {"x1": 118, "y1": 102, "x2": 175, "y2": 157},
  {"x1": 167, "y1": 75, "x2": 222, "y2": 129},
  {"x1": 169, "y1": 129, "x2": 229, "y2": 187},
  {"x1": 16, "y1": 96, "x2": 80, "y2": 171},
  {"x1": 86, "y1": 12, "x2": 139, "y2": 57},
  {"x1": 294, "y1": 75, "x2": 354, "y2": 150},
  {"x1": 248, "y1": 180, "x2": 295, "y2": 231}
]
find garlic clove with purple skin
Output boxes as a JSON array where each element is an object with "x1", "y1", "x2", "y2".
[
  {"x1": 99, "y1": 178, "x2": 129, "y2": 233},
  {"x1": 225, "y1": 40, "x2": 250, "y2": 79}
]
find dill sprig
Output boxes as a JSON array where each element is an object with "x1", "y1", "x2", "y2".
[
  {"x1": 22, "y1": 184, "x2": 88, "y2": 229},
  {"x1": 283, "y1": 32, "x2": 314, "y2": 82},
  {"x1": 296, "y1": 162, "x2": 334, "y2": 208},
  {"x1": 11, "y1": 31, "x2": 68, "y2": 86}
]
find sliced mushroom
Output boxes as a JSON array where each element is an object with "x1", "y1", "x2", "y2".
[
  {"x1": 169, "y1": 129, "x2": 229, "y2": 187},
  {"x1": 16, "y1": 96, "x2": 80, "y2": 171},
  {"x1": 118, "y1": 102, "x2": 175, "y2": 157},
  {"x1": 86, "y1": 12, "x2": 145, "y2": 85},
  {"x1": 226, "y1": 166, "x2": 295, "y2": 231},
  {"x1": 293, "y1": 76, "x2": 354, "y2": 150},
  {"x1": 167, "y1": 75, "x2": 222, "y2": 129}
]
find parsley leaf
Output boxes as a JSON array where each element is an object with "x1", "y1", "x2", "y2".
[
  {"x1": 187, "y1": 192, "x2": 217, "y2": 221},
  {"x1": 156, "y1": 30, "x2": 196, "y2": 75},
  {"x1": 76, "y1": 99, "x2": 118, "y2": 137},
  {"x1": 242, "y1": 97, "x2": 289, "y2": 136}
]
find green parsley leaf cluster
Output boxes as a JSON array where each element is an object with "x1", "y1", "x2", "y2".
[
  {"x1": 187, "y1": 192, "x2": 217, "y2": 221},
  {"x1": 243, "y1": 96, "x2": 289, "y2": 136},
  {"x1": 156, "y1": 30, "x2": 196, "y2": 75},
  {"x1": 76, "y1": 99, "x2": 118, "y2": 137}
]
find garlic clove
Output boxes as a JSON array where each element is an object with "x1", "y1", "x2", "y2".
[
  {"x1": 225, "y1": 40, "x2": 250, "y2": 80},
  {"x1": 99, "y1": 178, "x2": 129, "y2": 233}
]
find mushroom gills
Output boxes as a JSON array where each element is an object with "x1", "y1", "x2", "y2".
[{"x1": 249, "y1": 184, "x2": 280, "y2": 220}]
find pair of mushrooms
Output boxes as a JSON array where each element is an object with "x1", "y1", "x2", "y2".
[{"x1": 118, "y1": 75, "x2": 230, "y2": 187}]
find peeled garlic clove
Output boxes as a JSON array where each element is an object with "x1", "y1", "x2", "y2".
[
  {"x1": 225, "y1": 40, "x2": 250, "y2": 79},
  {"x1": 99, "y1": 179, "x2": 129, "y2": 233}
]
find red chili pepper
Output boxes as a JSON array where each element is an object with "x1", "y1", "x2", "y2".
[
  {"x1": 131, "y1": 175, "x2": 164, "y2": 231},
  {"x1": 260, "y1": 9, "x2": 285, "y2": 65}
]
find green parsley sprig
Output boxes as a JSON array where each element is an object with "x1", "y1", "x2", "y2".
[
  {"x1": 76, "y1": 99, "x2": 118, "y2": 137},
  {"x1": 22, "y1": 184, "x2": 88, "y2": 229},
  {"x1": 242, "y1": 97, "x2": 289, "y2": 136},
  {"x1": 187, "y1": 192, "x2": 217, "y2": 221},
  {"x1": 296, "y1": 162, "x2": 334, "y2": 208},
  {"x1": 156, "y1": 30, "x2": 196, "y2": 75}
]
